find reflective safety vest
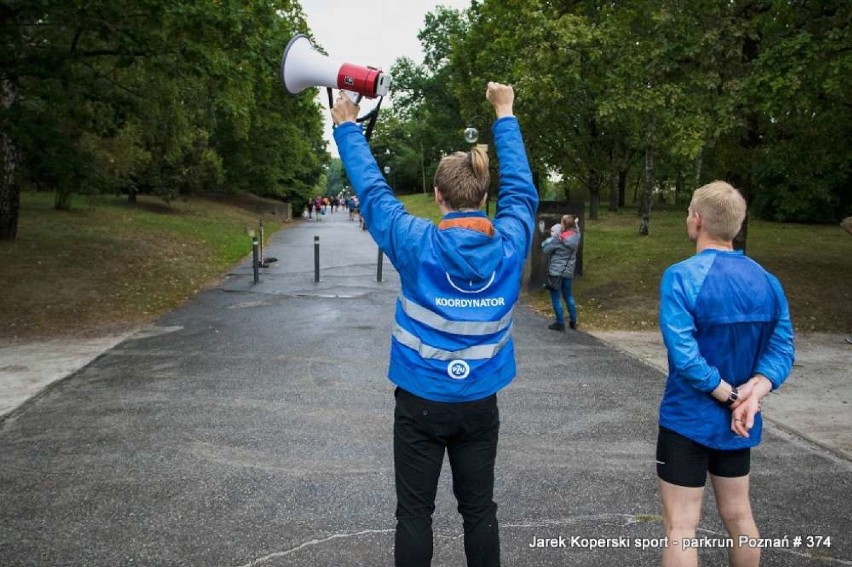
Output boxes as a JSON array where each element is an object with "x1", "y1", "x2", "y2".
[
  {"x1": 388, "y1": 218, "x2": 523, "y2": 402},
  {"x1": 334, "y1": 116, "x2": 538, "y2": 402}
]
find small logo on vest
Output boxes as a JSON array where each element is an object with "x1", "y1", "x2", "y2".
[{"x1": 447, "y1": 360, "x2": 470, "y2": 380}]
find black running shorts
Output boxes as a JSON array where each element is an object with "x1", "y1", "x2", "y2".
[{"x1": 656, "y1": 426, "x2": 750, "y2": 488}]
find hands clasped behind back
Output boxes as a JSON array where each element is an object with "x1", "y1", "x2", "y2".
[{"x1": 729, "y1": 375, "x2": 773, "y2": 438}]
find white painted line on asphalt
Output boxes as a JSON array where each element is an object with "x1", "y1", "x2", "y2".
[{"x1": 234, "y1": 529, "x2": 395, "y2": 566}]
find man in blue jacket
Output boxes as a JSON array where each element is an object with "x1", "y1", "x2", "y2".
[
  {"x1": 332, "y1": 82, "x2": 537, "y2": 567},
  {"x1": 657, "y1": 181, "x2": 795, "y2": 567}
]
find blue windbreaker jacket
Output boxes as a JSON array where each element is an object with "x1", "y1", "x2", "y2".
[
  {"x1": 659, "y1": 249, "x2": 795, "y2": 449},
  {"x1": 334, "y1": 117, "x2": 538, "y2": 402}
]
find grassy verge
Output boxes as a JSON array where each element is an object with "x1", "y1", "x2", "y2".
[
  {"x1": 397, "y1": 194, "x2": 852, "y2": 333},
  {"x1": 2, "y1": 190, "x2": 846, "y2": 340},
  {"x1": 0, "y1": 192, "x2": 284, "y2": 340}
]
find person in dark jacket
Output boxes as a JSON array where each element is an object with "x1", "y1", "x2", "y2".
[
  {"x1": 541, "y1": 214, "x2": 580, "y2": 331},
  {"x1": 332, "y1": 82, "x2": 537, "y2": 567}
]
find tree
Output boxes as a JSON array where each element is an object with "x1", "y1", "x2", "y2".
[
  {"x1": 0, "y1": 0, "x2": 327, "y2": 240},
  {"x1": 325, "y1": 158, "x2": 343, "y2": 196},
  {"x1": 367, "y1": 7, "x2": 471, "y2": 195},
  {"x1": 743, "y1": 1, "x2": 852, "y2": 222},
  {"x1": 451, "y1": 0, "x2": 852, "y2": 230}
]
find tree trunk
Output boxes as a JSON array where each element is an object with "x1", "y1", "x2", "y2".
[
  {"x1": 0, "y1": 78, "x2": 20, "y2": 241},
  {"x1": 55, "y1": 186, "x2": 73, "y2": 210},
  {"x1": 633, "y1": 172, "x2": 641, "y2": 211},
  {"x1": 588, "y1": 169, "x2": 600, "y2": 220},
  {"x1": 560, "y1": 158, "x2": 571, "y2": 201},
  {"x1": 420, "y1": 140, "x2": 427, "y2": 195},
  {"x1": 639, "y1": 145, "x2": 654, "y2": 235},
  {"x1": 609, "y1": 144, "x2": 625, "y2": 212},
  {"x1": 727, "y1": 171, "x2": 751, "y2": 253},
  {"x1": 618, "y1": 169, "x2": 627, "y2": 208},
  {"x1": 609, "y1": 167, "x2": 619, "y2": 212},
  {"x1": 728, "y1": 5, "x2": 763, "y2": 253},
  {"x1": 694, "y1": 147, "x2": 703, "y2": 189},
  {"x1": 675, "y1": 173, "x2": 684, "y2": 206},
  {"x1": 736, "y1": 212, "x2": 749, "y2": 253},
  {"x1": 589, "y1": 188, "x2": 600, "y2": 220}
]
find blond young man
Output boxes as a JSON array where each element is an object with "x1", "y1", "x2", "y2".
[{"x1": 657, "y1": 181, "x2": 795, "y2": 567}]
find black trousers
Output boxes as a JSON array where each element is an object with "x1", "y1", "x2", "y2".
[{"x1": 394, "y1": 387, "x2": 501, "y2": 567}]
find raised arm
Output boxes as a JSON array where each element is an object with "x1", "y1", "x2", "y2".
[
  {"x1": 331, "y1": 93, "x2": 430, "y2": 275},
  {"x1": 487, "y1": 83, "x2": 539, "y2": 257}
]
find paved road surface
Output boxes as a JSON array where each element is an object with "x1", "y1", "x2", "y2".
[{"x1": 1, "y1": 211, "x2": 850, "y2": 566}]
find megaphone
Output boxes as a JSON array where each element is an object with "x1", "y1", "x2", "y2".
[{"x1": 280, "y1": 34, "x2": 391, "y2": 100}]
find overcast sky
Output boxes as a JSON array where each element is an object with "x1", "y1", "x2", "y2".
[{"x1": 296, "y1": 0, "x2": 472, "y2": 156}]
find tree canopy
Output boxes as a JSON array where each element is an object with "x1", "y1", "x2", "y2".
[
  {"x1": 375, "y1": 0, "x2": 851, "y2": 228},
  {"x1": 1, "y1": 0, "x2": 328, "y2": 239},
  {"x1": 2, "y1": 0, "x2": 849, "y2": 241}
]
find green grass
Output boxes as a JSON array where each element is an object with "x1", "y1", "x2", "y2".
[
  {"x1": 397, "y1": 192, "x2": 444, "y2": 222},
  {"x1": 397, "y1": 195, "x2": 852, "y2": 333},
  {"x1": 2, "y1": 191, "x2": 847, "y2": 339},
  {"x1": 0, "y1": 192, "x2": 283, "y2": 340}
]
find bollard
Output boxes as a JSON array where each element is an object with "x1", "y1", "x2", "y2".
[
  {"x1": 252, "y1": 237, "x2": 260, "y2": 284},
  {"x1": 377, "y1": 247, "x2": 383, "y2": 282},
  {"x1": 259, "y1": 220, "x2": 264, "y2": 266},
  {"x1": 314, "y1": 235, "x2": 320, "y2": 283}
]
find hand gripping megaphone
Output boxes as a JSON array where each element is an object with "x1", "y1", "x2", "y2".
[
  {"x1": 280, "y1": 34, "x2": 390, "y2": 100},
  {"x1": 280, "y1": 34, "x2": 390, "y2": 140}
]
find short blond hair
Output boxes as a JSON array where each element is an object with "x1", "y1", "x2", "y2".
[
  {"x1": 434, "y1": 146, "x2": 490, "y2": 210},
  {"x1": 689, "y1": 181, "x2": 747, "y2": 241},
  {"x1": 560, "y1": 214, "x2": 576, "y2": 231}
]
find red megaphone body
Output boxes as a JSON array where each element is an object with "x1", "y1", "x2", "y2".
[{"x1": 280, "y1": 34, "x2": 391, "y2": 99}]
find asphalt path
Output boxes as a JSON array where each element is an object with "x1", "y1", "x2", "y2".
[{"x1": 1, "y1": 210, "x2": 850, "y2": 566}]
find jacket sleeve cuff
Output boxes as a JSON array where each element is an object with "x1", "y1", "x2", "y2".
[
  {"x1": 703, "y1": 372, "x2": 722, "y2": 394},
  {"x1": 754, "y1": 366, "x2": 783, "y2": 390},
  {"x1": 332, "y1": 121, "x2": 362, "y2": 143},
  {"x1": 492, "y1": 116, "x2": 518, "y2": 132}
]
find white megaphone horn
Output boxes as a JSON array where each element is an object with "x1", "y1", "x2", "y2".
[{"x1": 280, "y1": 34, "x2": 391, "y2": 100}]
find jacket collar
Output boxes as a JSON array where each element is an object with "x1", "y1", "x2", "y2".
[{"x1": 438, "y1": 211, "x2": 494, "y2": 237}]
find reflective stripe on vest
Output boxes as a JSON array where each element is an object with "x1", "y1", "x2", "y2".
[
  {"x1": 392, "y1": 323, "x2": 514, "y2": 361},
  {"x1": 399, "y1": 295, "x2": 513, "y2": 336}
]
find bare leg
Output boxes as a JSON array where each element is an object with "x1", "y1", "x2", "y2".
[
  {"x1": 710, "y1": 474, "x2": 760, "y2": 567},
  {"x1": 659, "y1": 479, "x2": 704, "y2": 567}
]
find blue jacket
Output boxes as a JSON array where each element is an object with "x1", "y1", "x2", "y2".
[
  {"x1": 658, "y1": 249, "x2": 795, "y2": 449},
  {"x1": 334, "y1": 117, "x2": 538, "y2": 402}
]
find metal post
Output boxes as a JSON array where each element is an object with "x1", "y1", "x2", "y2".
[
  {"x1": 377, "y1": 247, "x2": 383, "y2": 282},
  {"x1": 252, "y1": 237, "x2": 260, "y2": 284},
  {"x1": 259, "y1": 220, "x2": 264, "y2": 265},
  {"x1": 314, "y1": 235, "x2": 320, "y2": 283}
]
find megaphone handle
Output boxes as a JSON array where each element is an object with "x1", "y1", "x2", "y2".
[
  {"x1": 329, "y1": 88, "x2": 362, "y2": 107},
  {"x1": 361, "y1": 96, "x2": 383, "y2": 142}
]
